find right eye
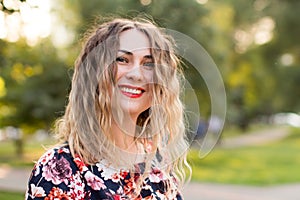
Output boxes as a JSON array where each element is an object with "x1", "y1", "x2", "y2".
[{"x1": 116, "y1": 56, "x2": 128, "y2": 64}]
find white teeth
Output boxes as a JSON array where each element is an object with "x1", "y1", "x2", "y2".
[{"x1": 121, "y1": 87, "x2": 142, "y2": 94}]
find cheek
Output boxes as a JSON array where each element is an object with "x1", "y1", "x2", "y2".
[
  {"x1": 145, "y1": 70, "x2": 154, "y2": 96},
  {"x1": 144, "y1": 70, "x2": 154, "y2": 83},
  {"x1": 102, "y1": 66, "x2": 117, "y2": 97},
  {"x1": 115, "y1": 66, "x2": 126, "y2": 82}
]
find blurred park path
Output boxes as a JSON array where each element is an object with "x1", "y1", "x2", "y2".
[
  {"x1": 220, "y1": 126, "x2": 290, "y2": 148},
  {"x1": 0, "y1": 165, "x2": 31, "y2": 192}
]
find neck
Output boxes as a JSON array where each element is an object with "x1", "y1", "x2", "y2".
[{"x1": 110, "y1": 116, "x2": 138, "y2": 153}]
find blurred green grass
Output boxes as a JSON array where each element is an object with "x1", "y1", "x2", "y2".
[
  {"x1": 0, "y1": 191, "x2": 24, "y2": 200},
  {"x1": 0, "y1": 137, "x2": 55, "y2": 167},
  {"x1": 220, "y1": 123, "x2": 274, "y2": 138},
  {"x1": 189, "y1": 127, "x2": 300, "y2": 185}
]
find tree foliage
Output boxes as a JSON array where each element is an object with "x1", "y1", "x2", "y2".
[
  {"x1": 0, "y1": 0, "x2": 299, "y2": 132},
  {"x1": 0, "y1": 39, "x2": 70, "y2": 131}
]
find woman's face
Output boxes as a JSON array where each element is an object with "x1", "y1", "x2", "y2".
[{"x1": 114, "y1": 29, "x2": 154, "y2": 121}]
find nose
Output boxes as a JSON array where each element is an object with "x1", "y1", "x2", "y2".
[{"x1": 125, "y1": 62, "x2": 143, "y2": 82}]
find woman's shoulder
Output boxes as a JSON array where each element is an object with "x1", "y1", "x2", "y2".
[
  {"x1": 31, "y1": 144, "x2": 78, "y2": 182},
  {"x1": 36, "y1": 144, "x2": 72, "y2": 163},
  {"x1": 26, "y1": 145, "x2": 88, "y2": 199}
]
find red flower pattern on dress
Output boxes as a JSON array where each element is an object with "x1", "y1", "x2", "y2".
[
  {"x1": 112, "y1": 194, "x2": 122, "y2": 200},
  {"x1": 68, "y1": 172, "x2": 87, "y2": 200},
  {"x1": 120, "y1": 170, "x2": 129, "y2": 179},
  {"x1": 45, "y1": 187, "x2": 70, "y2": 200},
  {"x1": 39, "y1": 150, "x2": 54, "y2": 165},
  {"x1": 25, "y1": 146, "x2": 183, "y2": 200},
  {"x1": 29, "y1": 184, "x2": 46, "y2": 198},
  {"x1": 149, "y1": 168, "x2": 166, "y2": 183},
  {"x1": 42, "y1": 156, "x2": 72, "y2": 185},
  {"x1": 58, "y1": 147, "x2": 70, "y2": 154},
  {"x1": 123, "y1": 176, "x2": 143, "y2": 199},
  {"x1": 74, "y1": 154, "x2": 88, "y2": 172},
  {"x1": 85, "y1": 171, "x2": 107, "y2": 190}
]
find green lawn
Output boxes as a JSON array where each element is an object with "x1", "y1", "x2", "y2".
[
  {"x1": 188, "y1": 127, "x2": 300, "y2": 185},
  {"x1": 0, "y1": 191, "x2": 24, "y2": 200},
  {"x1": 0, "y1": 137, "x2": 55, "y2": 167}
]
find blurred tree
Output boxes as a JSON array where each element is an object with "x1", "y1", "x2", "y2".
[
  {"x1": 0, "y1": 39, "x2": 71, "y2": 132},
  {"x1": 275, "y1": 66, "x2": 300, "y2": 112},
  {"x1": 1, "y1": 0, "x2": 299, "y2": 134},
  {"x1": 262, "y1": 0, "x2": 300, "y2": 113},
  {"x1": 224, "y1": 0, "x2": 300, "y2": 129}
]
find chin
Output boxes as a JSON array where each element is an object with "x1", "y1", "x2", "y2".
[{"x1": 120, "y1": 102, "x2": 149, "y2": 118}]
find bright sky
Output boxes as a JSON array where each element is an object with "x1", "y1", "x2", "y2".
[{"x1": 0, "y1": 0, "x2": 52, "y2": 46}]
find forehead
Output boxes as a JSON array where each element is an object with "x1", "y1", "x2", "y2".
[{"x1": 119, "y1": 29, "x2": 151, "y2": 52}]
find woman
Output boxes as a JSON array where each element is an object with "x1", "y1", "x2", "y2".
[{"x1": 26, "y1": 17, "x2": 190, "y2": 200}]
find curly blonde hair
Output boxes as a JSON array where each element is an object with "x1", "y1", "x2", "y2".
[{"x1": 55, "y1": 17, "x2": 191, "y2": 186}]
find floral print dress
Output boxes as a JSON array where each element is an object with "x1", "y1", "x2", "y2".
[{"x1": 25, "y1": 145, "x2": 183, "y2": 200}]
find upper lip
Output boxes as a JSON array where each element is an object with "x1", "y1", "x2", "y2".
[{"x1": 118, "y1": 84, "x2": 146, "y2": 92}]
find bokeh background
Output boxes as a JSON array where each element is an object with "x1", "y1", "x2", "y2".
[{"x1": 0, "y1": 0, "x2": 299, "y2": 199}]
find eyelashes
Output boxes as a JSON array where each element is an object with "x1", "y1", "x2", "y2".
[
  {"x1": 143, "y1": 62, "x2": 155, "y2": 67},
  {"x1": 116, "y1": 56, "x2": 128, "y2": 64},
  {"x1": 116, "y1": 56, "x2": 155, "y2": 68}
]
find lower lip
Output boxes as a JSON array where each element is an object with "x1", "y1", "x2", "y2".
[{"x1": 121, "y1": 91, "x2": 143, "y2": 98}]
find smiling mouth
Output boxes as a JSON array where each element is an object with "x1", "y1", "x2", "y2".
[
  {"x1": 119, "y1": 85, "x2": 145, "y2": 98},
  {"x1": 120, "y1": 87, "x2": 142, "y2": 94}
]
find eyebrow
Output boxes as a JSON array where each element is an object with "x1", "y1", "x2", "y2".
[
  {"x1": 118, "y1": 49, "x2": 153, "y2": 59},
  {"x1": 118, "y1": 49, "x2": 133, "y2": 55}
]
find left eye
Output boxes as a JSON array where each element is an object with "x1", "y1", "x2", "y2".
[
  {"x1": 116, "y1": 57, "x2": 128, "y2": 63},
  {"x1": 143, "y1": 62, "x2": 155, "y2": 67}
]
